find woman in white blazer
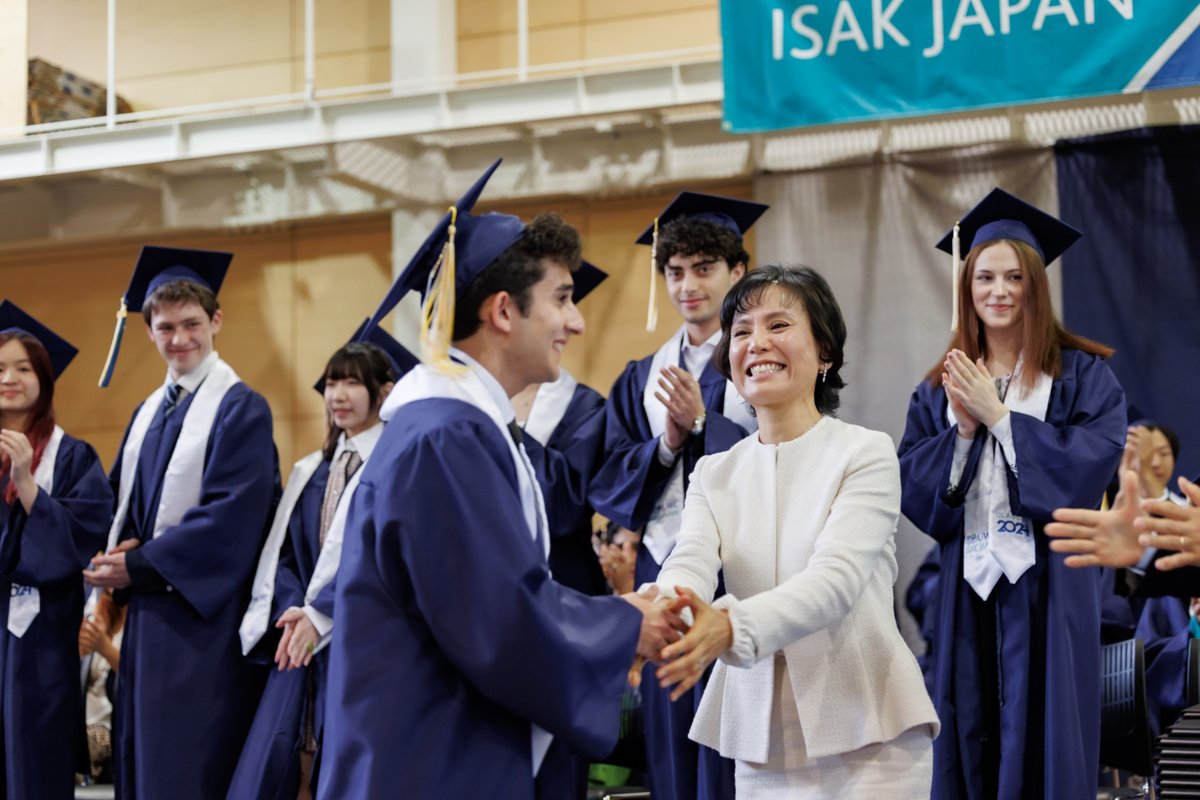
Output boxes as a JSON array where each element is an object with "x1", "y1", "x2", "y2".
[{"x1": 650, "y1": 265, "x2": 939, "y2": 798}]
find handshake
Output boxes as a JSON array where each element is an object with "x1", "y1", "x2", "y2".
[{"x1": 620, "y1": 586, "x2": 733, "y2": 701}]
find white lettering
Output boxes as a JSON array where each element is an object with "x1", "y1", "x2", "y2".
[
  {"x1": 950, "y1": 0, "x2": 996, "y2": 41},
  {"x1": 827, "y1": 0, "x2": 870, "y2": 56},
  {"x1": 1034, "y1": 0, "x2": 1080, "y2": 30},
  {"x1": 873, "y1": 0, "x2": 910, "y2": 48},
  {"x1": 790, "y1": 5, "x2": 824, "y2": 60},
  {"x1": 924, "y1": 0, "x2": 945, "y2": 57},
  {"x1": 1000, "y1": 0, "x2": 1033, "y2": 33},
  {"x1": 772, "y1": 8, "x2": 784, "y2": 60}
]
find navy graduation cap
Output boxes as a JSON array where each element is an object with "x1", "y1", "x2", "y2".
[
  {"x1": 0, "y1": 300, "x2": 78, "y2": 379},
  {"x1": 635, "y1": 191, "x2": 768, "y2": 332},
  {"x1": 98, "y1": 246, "x2": 233, "y2": 388},
  {"x1": 935, "y1": 188, "x2": 1082, "y2": 267},
  {"x1": 313, "y1": 319, "x2": 420, "y2": 394},
  {"x1": 362, "y1": 158, "x2": 525, "y2": 373},
  {"x1": 572, "y1": 260, "x2": 607, "y2": 304}
]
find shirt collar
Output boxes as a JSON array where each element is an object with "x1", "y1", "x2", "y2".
[
  {"x1": 168, "y1": 350, "x2": 219, "y2": 395},
  {"x1": 449, "y1": 346, "x2": 515, "y2": 424},
  {"x1": 680, "y1": 327, "x2": 721, "y2": 357},
  {"x1": 331, "y1": 420, "x2": 385, "y2": 464}
]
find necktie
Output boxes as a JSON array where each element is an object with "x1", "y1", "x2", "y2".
[
  {"x1": 319, "y1": 449, "x2": 362, "y2": 548},
  {"x1": 162, "y1": 383, "x2": 183, "y2": 419},
  {"x1": 507, "y1": 419, "x2": 524, "y2": 447}
]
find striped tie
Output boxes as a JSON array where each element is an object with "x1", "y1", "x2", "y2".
[{"x1": 162, "y1": 383, "x2": 182, "y2": 419}]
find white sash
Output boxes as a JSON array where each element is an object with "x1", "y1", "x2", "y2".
[
  {"x1": 523, "y1": 369, "x2": 578, "y2": 447},
  {"x1": 303, "y1": 466, "x2": 364, "y2": 654},
  {"x1": 947, "y1": 359, "x2": 1052, "y2": 599},
  {"x1": 106, "y1": 358, "x2": 241, "y2": 552},
  {"x1": 7, "y1": 425, "x2": 64, "y2": 638},
  {"x1": 640, "y1": 327, "x2": 753, "y2": 565},
  {"x1": 239, "y1": 451, "x2": 324, "y2": 655},
  {"x1": 380, "y1": 363, "x2": 553, "y2": 776}
]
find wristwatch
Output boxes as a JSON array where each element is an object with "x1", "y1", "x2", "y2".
[{"x1": 691, "y1": 412, "x2": 707, "y2": 436}]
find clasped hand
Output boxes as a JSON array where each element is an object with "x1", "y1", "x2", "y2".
[
  {"x1": 274, "y1": 607, "x2": 319, "y2": 671},
  {"x1": 942, "y1": 350, "x2": 1008, "y2": 437},
  {"x1": 622, "y1": 586, "x2": 732, "y2": 699}
]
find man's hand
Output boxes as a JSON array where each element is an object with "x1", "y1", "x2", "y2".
[
  {"x1": 621, "y1": 591, "x2": 685, "y2": 664},
  {"x1": 655, "y1": 366, "x2": 706, "y2": 451},
  {"x1": 85, "y1": 538, "x2": 141, "y2": 589},
  {"x1": 1136, "y1": 477, "x2": 1200, "y2": 572},
  {"x1": 1047, "y1": 463, "x2": 1144, "y2": 568}
]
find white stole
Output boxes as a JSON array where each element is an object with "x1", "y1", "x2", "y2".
[
  {"x1": 106, "y1": 358, "x2": 241, "y2": 552},
  {"x1": 523, "y1": 369, "x2": 578, "y2": 447},
  {"x1": 380, "y1": 363, "x2": 553, "y2": 776},
  {"x1": 304, "y1": 466, "x2": 364, "y2": 653},
  {"x1": 947, "y1": 360, "x2": 1052, "y2": 599},
  {"x1": 7, "y1": 425, "x2": 64, "y2": 638},
  {"x1": 640, "y1": 327, "x2": 753, "y2": 565},
  {"x1": 239, "y1": 450, "x2": 324, "y2": 655}
]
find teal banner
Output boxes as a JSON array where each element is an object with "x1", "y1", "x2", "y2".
[{"x1": 720, "y1": 2, "x2": 1200, "y2": 132}]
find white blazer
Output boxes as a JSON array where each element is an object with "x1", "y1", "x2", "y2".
[{"x1": 656, "y1": 416, "x2": 939, "y2": 764}]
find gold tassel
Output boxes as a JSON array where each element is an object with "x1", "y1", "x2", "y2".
[
  {"x1": 951, "y1": 221, "x2": 961, "y2": 334},
  {"x1": 420, "y1": 206, "x2": 467, "y2": 376},
  {"x1": 97, "y1": 300, "x2": 128, "y2": 388},
  {"x1": 645, "y1": 217, "x2": 659, "y2": 333}
]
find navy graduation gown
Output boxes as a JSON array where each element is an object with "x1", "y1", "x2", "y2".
[
  {"x1": 228, "y1": 460, "x2": 332, "y2": 800},
  {"x1": 0, "y1": 435, "x2": 112, "y2": 800},
  {"x1": 589, "y1": 353, "x2": 742, "y2": 800},
  {"x1": 110, "y1": 384, "x2": 278, "y2": 800},
  {"x1": 522, "y1": 382, "x2": 608, "y2": 597},
  {"x1": 1135, "y1": 596, "x2": 1192, "y2": 738},
  {"x1": 319, "y1": 398, "x2": 641, "y2": 800},
  {"x1": 898, "y1": 348, "x2": 1125, "y2": 800}
]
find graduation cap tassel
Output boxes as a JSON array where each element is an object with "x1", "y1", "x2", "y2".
[
  {"x1": 420, "y1": 206, "x2": 466, "y2": 376},
  {"x1": 98, "y1": 300, "x2": 128, "y2": 388},
  {"x1": 951, "y1": 221, "x2": 961, "y2": 334},
  {"x1": 645, "y1": 217, "x2": 659, "y2": 333}
]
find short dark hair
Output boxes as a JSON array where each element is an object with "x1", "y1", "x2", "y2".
[
  {"x1": 1143, "y1": 422, "x2": 1181, "y2": 463},
  {"x1": 654, "y1": 217, "x2": 749, "y2": 275},
  {"x1": 452, "y1": 212, "x2": 582, "y2": 341},
  {"x1": 714, "y1": 264, "x2": 847, "y2": 416},
  {"x1": 321, "y1": 341, "x2": 397, "y2": 460},
  {"x1": 142, "y1": 280, "x2": 220, "y2": 324}
]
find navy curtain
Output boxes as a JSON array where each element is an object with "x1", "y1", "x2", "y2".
[{"x1": 1056, "y1": 125, "x2": 1200, "y2": 482}]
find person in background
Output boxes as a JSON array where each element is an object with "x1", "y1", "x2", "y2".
[
  {"x1": 79, "y1": 589, "x2": 126, "y2": 783},
  {"x1": 898, "y1": 189, "x2": 1125, "y2": 800},
  {"x1": 0, "y1": 301, "x2": 113, "y2": 800}
]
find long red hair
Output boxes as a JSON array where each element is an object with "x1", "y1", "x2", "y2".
[
  {"x1": 0, "y1": 332, "x2": 56, "y2": 505},
  {"x1": 926, "y1": 239, "x2": 1113, "y2": 394}
]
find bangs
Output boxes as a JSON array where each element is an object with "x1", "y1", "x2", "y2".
[{"x1": 323, "y1": 350, "x2": 370, "y2": 384}]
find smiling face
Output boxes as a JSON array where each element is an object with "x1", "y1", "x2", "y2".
[
  {"x1": 324, "y1": 375, "x2": 377, "y2": 438},
  {"x1": 507, "y1": 260, "x2": 584, "y2": 388},
  {"x1": 664, "y1": 253, "x2": 745, "y2": 333},
  {"x1": 0, "y1": 338, "x2": 40, "y2": 420},
  {"x1": 1149, "y1": 429, "x2": 1177, "y2": 488},
  {"x1": 728, "y1": 285, "x2": 823, "y2": 414},
  {"x1": 971, "y1": 242, "x2": 1025, "y2": 334},
  {"x1": 146, "y1": 301, "x2": 222, "y2": 379}
]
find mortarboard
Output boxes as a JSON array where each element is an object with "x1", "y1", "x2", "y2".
[
  {"x1": 936, "y1": 188, "x2": 1082, "y2": 332},
  {"x1": 572, "y1": 260, "x2": 608, "y2": 305},
  {"x1": 98, "y1": 246, "x2": 233, "y2": 388},
  {"x1": 362, "y1": 159, "x2": 525, "y2": 374},
  {"x1": 635, "y1": 192, "x2": 768, "y2": 333},
  {"x1": 314, "y1": 319, "x2": 419, "y2": 394},
  {"x1": 0, "y1": 300, "x2": 78, "y2": 379}
]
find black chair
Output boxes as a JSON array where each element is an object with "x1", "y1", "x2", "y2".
[
  {"x1": 1186, "y1": 639, "x2": 1200, "y2": 709},
  {"x1": 1100, "y1": 639, "x2": 1156, "y2": 784}
]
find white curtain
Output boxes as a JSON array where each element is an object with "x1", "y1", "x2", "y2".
[{"x1": 753, "y1": 143, "x2": 1061, "y2": 649}]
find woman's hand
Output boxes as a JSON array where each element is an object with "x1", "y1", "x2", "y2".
[
  {"x1": 943, "y1": 350, "x2": 1008, "y2": 430},
  {"x1": 943, "y1": 372, "x2": 979, "y2": 439},
  {"x1": 655, "y1": 586, "x2": 733, "y2": 702},
  {"x1": 274, "y1": 607, "x2": 319, "y2": 671},
  {"x1": 0, "y1": 429, "x2": 37, "y2": 512}
]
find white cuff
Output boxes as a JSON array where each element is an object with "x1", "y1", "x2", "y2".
[
  {"x1": 656, "y1": 436, "x2": 679, "y2": 468},
  {"x1": 713, "y1": 594, "x2": 756, "y2": 668},
  {"x1": 949, "y1": 433, "x2": 974, "y2": 489},
  {"x1": 302, "y1": 604, "x2": 333, "y2": 638},
  {"x1": 989, "y1": 412, "x2": 1016, "y2": 468}
]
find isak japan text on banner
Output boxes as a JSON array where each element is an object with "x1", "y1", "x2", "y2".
[{"x1": 720, "y1": 1, "x2": 1200, "y2": 133}]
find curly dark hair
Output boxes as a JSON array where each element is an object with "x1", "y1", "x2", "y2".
[
  {"x1": 654, "y1": 217, "x2": 750, "y2": 274},
  {"x1": 452, "y1": 212, "x2": 582, "y2": 341},
  {"x1": 713, "y1": 264, "x2": 847, "y2": 416}
]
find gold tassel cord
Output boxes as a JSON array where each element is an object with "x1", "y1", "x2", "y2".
[
  {"x1": 951, "y1": 221, "x2": 961, "y2": 334},
  {"x1": 97, "y1": 300, "x2": 128, "y2": 388},
  {"x1": 645, "y1": 217, "x2": 659, "y2": 333},
  {"x1": 420, "y1": 206, "x2": 467, "y2": 376}
]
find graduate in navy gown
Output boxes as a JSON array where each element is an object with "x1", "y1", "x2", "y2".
[
  {"x1": 898, "y1": 189, "x2": 1126, "y2": 800},
  {"x1": 230, "y1": 326, "x2": 413, "y2": 800},
  {"x1": 86, "y1": 247, "x2": 279, "y2": 800},
  {"x1": 515, "y1": 261, "x2": 610, "y2": 599},
  {"x1": 319, "y1": 160, "x2": 681, "y2": 800},
  {"x1": 588, "y1": 192, "x2": 768, "y2": 800},
  {"x1": 0, "y1": 303, "x2": 112, "y2": 800}
]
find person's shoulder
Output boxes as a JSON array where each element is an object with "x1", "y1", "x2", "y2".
[
  {"x1": 573, "y1": 382, "x2": 605, "y2": 410},
  {"x1": 57, "y1": 431, "x2": 104, "y2": 469},
  {"x1": 383, "y1": 398, "x2": 505, "y2": 452},
  {"x1": 821, "y1": 418, "x2": 898, "y2": 463}
]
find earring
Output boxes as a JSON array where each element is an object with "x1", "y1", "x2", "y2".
[{"x1": 821, "y1": 365, "x2": 829, "y2": 383}]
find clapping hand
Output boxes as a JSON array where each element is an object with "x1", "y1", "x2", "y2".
[
  {"x1": 1136, "y1": 477, "x2": 1200, "y2": 572},
  {"x1": 1047, "y1": 459, "x2": 1144, "y2": 568},
  {"x1": 655, "y1": 587, "x2": 732, "y2": 702},
  {"x1": 943, "y1": 350, "x2": 1007, "y2": 432},
  {"x1": 655, "y1": 366, "x2": 705, "y2": 451}
]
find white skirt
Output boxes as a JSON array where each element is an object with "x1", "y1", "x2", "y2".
[{"x1": 733, "y1": 655, "x2": 934, "y2": 800}]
